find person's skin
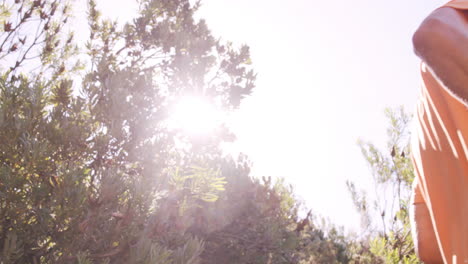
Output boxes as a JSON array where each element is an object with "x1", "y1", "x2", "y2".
[
  {"x1": 411, "y1": 6, "x2": 468, "y2": 263},
  {"x1": 413, "y1": 7, "x2": 468, "y2": 101}
]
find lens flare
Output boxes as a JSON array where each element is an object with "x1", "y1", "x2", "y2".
[{"x1": 169, "y1": 96, "x2": 221, "y2": 135}]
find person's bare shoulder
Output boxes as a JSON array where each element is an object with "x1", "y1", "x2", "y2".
[
  {"x1": 413, "y1": 7, "x2": 467, "y2": 58},
  {"x1": 412, "y1": 7, "x2": 468, "y2": 101}
]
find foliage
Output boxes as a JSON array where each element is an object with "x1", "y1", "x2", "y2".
[
  {"x1": 0, "y1": 0, "x2": 354, "y2": 263},
  {"x1": 0, "y1": 0, "x2": 422, "y2": 263},
  {"x1": 346, "y1": 107, "x2": 421, "y2": 264},
  {"x1": 0, "y1": 0, "x2": 254, "y2": 262},
  {"x1": 195, "y1": 156, "x2": 351, "y2": 264}
]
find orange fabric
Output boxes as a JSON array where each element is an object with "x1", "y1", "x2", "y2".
[
  {"x1": 412, "y1": 2, "x2": 468, "y2": 263},
  {"x1": 413, "y1": 180, "x2": 425, "y2": 205}
]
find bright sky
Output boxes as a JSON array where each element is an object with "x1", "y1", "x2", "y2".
[{"x1": 86, "y1": 0, "x2": 448, "y2": 232}]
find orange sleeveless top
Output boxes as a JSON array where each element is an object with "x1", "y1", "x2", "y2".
[{"x1": 412, "y1": 1, "x2": 468, "y2": 263}]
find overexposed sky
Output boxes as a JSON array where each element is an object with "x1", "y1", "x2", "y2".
[
  {"x1": 195, "y1": 0, "x2": 447, "y2": 231},
  {"x1": 88, "y1": 0, "x2": 447, "y2": 232}
]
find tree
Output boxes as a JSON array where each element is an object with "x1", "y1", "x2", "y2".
[
  {"x1": 346, "y1": 107, "x2": 420, "y2": 264},
  {"x1": 195, "y1": 155, "x2": 352, "y2": 264},
  {"x1": 0, "y1": 1, "x2": 398, "y2": 263},
  {"x1": 0, "y1": 0, "x2": 255, "y2": 262}
]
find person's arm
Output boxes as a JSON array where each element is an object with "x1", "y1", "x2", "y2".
[
  {"x1": 412, "y1": 7, "x2": 468, "y2": 101},
  {"x1": 410, "y1": 182, "x2": 443, "y2": 263}
]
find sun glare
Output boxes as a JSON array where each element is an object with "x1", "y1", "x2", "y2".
[{"x1": 169, "y1": 96, "x2": 222, "y2": 135}]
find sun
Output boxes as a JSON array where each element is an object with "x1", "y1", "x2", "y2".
[{"x1": 169, "y1": 96, "x2": 222, "y2": 135}]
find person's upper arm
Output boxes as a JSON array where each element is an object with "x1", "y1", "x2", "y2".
[
  {"x1": 412, "y1": 7, "x2": 468, "y2": 59},
  {"x1": 412, "y1": 6, "x2": 468, "y2": 101}
]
